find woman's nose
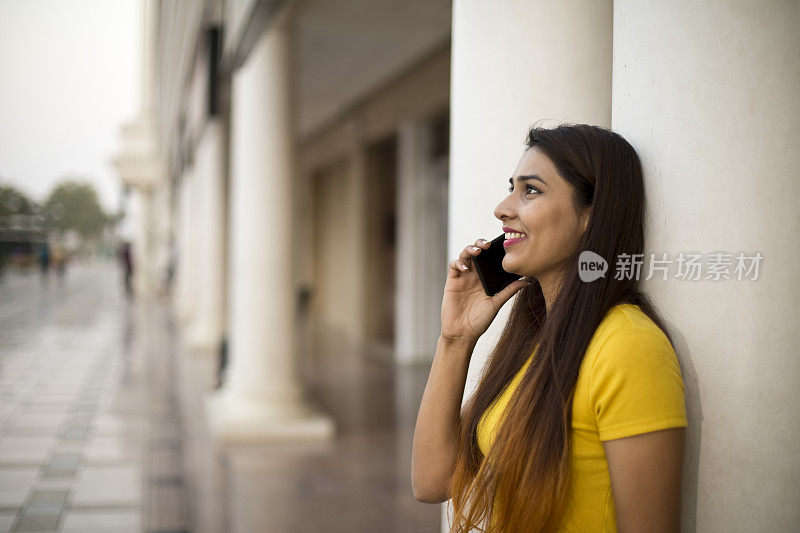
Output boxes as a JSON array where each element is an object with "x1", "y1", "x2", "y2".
[{"x1": 494, "y1": 196, "x2": 513, "y2": 221}]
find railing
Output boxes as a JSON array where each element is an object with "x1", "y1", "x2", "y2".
[{"x1": 0, "y1": 215, "x2": 48, "y2": 242}]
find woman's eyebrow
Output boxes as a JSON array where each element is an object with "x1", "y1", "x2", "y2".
[{"x1": 509, "y1": 174, "x2": 548, "y2": 186}]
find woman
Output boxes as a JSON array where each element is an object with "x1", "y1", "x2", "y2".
[{"x1": 412, "y1": 124, "x2": 687, "y2": 532}]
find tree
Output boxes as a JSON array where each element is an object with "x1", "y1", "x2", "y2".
[
  {"x1": 43, "y1": 180, "x2": 110, "y2": 239},
  {"x1": 0, "y1": 183, "x2": 37, "y2": 216}
]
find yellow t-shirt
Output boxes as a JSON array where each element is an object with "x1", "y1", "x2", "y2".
[{"x1": 476, "y1": 303, "x2": 688, "y2": 532}]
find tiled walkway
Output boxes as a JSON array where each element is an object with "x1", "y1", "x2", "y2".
[
  {"x1": 173, "y1": 286, "x2": 442, "y2": 531},
  {"x1": 0, "y1": 262, "x2": 188, "y2": 532},
  {"x1": 0, "y1": 261, "x2": 441, "y2": 532}
]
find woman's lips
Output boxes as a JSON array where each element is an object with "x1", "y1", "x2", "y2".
[{"x1": 503, "y1": 236, "x2": 526, "y2": 248}]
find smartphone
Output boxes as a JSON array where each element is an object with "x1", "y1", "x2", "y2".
[{"x1": 472, "y1": 234, "x2": 524, "y2": 296}]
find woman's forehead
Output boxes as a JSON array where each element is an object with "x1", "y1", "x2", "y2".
[{"x1": 513, "y1": 148, "x2": 560, "y2": 185}]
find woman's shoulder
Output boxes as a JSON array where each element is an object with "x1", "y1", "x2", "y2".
[
  {"x1": 586, "y1": 303, "x2": 676, "y2": 372},
  {"x1": 592, "y1": 303, "x2": 669, "y2": 347},
  {"x1": 582, "y1": 303, "x2": 687, "y2": 440}
]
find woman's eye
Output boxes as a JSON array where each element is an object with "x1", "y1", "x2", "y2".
[{"x1": 508, "y1": 184, "x2": 540, "y2": 195}]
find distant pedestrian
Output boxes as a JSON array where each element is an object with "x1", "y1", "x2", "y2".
[
  {"x1": 38, "y1": 242, "x2": 50, "y2": 283},
  {"x1": 52, "y1": 244, "x2": 68, "y2": 284},
  {"x1": 165, "y1": 239, "x2": 177, "y2": 294},
  {"x1": 118, "y1": 241, "x2": 133, "y2": 298}
]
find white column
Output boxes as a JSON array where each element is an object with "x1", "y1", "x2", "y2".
[
  {"x1": 152, "y1": 183, "x2": 171, "y2": 295},
  {"x1": 113, "y1": 0, "x2": 164, "y2": 285},
  {"x1": 185, "y1": 120, "x2": 226, "y2": 350},
  {"x1": 132, "y1": 188, "x2": 155, "y2": 295},
  {"x1": 175, "y1": 169, "x2": 197, "y2": 324},
  {"x1": 395, "y1": 121, "x2": 425, "y2": 364},
  {"x1": 206, "y1": 7, "x2": 335, "y2": 442},
  {"x1": 141, "y1": 0, "x2": 157, "y2": 113},
  {"x1": 613, "y1": 1, "x2": 800, "y2": 530},
  {"x1": 395, "y1": 120, "x2": 448, "y2": 365},
  {"x1": 174, "y1": 173, "x2": 189, "y2": 319},
  {"x1": 345, "y1": 120, "x2": 368, "y2": 343},
  {"x1": 445, "y1": 1, "x2": 612, "y2": 530}
]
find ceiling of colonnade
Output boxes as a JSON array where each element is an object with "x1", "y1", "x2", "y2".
[{"x1": 293, "y1": 0, "x2": 451, "y2": 140}]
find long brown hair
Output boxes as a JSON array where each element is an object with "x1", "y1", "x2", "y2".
[{"x1": 447, "y1": 123, "x2": 676, "y2": 532}]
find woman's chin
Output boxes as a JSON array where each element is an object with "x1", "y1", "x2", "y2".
[
  {"x1": 502, "y1": 256, "x2": 536, "y2": 278},
  {"x1": 501, "y1": 257, "x2": 520, "y2": 274}
]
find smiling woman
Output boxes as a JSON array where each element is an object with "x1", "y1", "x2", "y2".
[
  {"x1": 412, "y1": 123, "x2": 687, "y2": 533},
  {"x1": 460, "y1": 124, "x2": 685, "y2": 532}
]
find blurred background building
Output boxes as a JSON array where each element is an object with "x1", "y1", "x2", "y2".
[{"x1": 124, "y1": 0, "x2": 454, "y2": 437}]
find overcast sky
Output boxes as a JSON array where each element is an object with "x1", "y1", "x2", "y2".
[{"x1": 0, "y1": 0, "x2": 142, "y2": 212}]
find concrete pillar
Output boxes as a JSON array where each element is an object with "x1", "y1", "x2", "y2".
[
  {"x1": 613, "y1": 1, "x2": 800, "y2": 530},
  {"x1": 395, "y1": 119, "x2": 448, "y2": 365},
  {"x1": 152, "y1": 183, "x2": 171, "y2": 295},
  {"x1": 132, "y1": 188, "x2": 155, "y2": 295},
  {"x1": 174, "y1": 173, "x2": 188, "y2": 318},
  {"x1": 445, "y1": 1, "x2": 612, "y2": 530},
  {"x1": 345, "y1": 119, "x2": 369, "y2": 343},
  {"x1": 175, "y1": 169, "x2": 197, "y2": 324},
  {"x1": 185, "y1": 120, "x2": 226, "y2": 350},
  {"x1": 206, "y1": 6, "x2": 335, "y2": 442},
  {"x1": 114, "y1": 0, "x2": 163, "y2": 294}
]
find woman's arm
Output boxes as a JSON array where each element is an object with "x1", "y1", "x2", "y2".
[
  {"x1": 412, "y1": 237, "x2": 527, "y2": 504},
  {"x1": 603, "y1": 427, "x2": 685, "y2": 532},
  {"x1": 411, "y1": 335, "x2": 476, "y2": 503}
]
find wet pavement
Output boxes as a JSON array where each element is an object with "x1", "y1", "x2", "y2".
[
  {"x1": 0, "y1": 261, "x2": 187, "y2": 532},
  {"x1": 0, "y1": 261, "x2": 440, "y2": 532}
]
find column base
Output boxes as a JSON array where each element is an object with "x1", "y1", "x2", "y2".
[
  {"x1": 204, "y1": 387, "x2": 336, "y2": 443},
  {"x1": 184, "y1": 324, "x2": 222, "y2": 352}
]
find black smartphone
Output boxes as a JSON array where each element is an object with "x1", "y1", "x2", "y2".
[{"x1": 472, "y1": 234, "x2": 524, "y2": 296}]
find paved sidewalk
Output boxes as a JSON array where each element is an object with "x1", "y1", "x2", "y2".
[
  {"x1": 0, "y1": 261, "x2": 442, "y2": 532},
  {"x1": 0, "y1": 261, "x2": 188, "y2": 533}
]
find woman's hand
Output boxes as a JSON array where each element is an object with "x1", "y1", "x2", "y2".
[{"x1": 441, "y1": 238, "x2": 529, "y2": 345}]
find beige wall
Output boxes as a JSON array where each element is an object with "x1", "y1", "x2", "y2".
[{"x1": 310, "y1": 158, "x2": 362, "y2": 337}]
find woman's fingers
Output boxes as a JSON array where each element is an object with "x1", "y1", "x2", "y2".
[
  {"x1": 450, "y1": 239, "x2": 490, "y2": 275},
  {"x1": 449, "y1": 259, "x2": 465, "y2": 274},
  {"x1": 459, "y1": 239, "x2": 489, "y2": 263}
]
